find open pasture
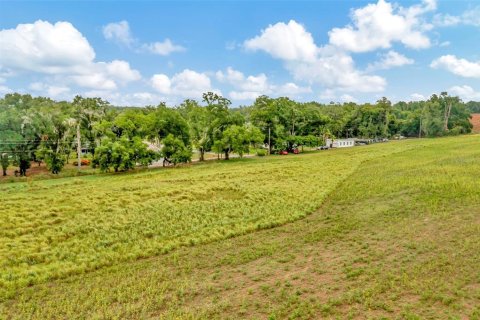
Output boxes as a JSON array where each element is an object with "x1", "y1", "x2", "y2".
[{"x1": 1, "y1": 135, "x2": 479, "y2": 319}]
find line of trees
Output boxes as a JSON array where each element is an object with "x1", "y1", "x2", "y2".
[{"x1": 0, "y1": 91, "x2": 474, "y2": 176}]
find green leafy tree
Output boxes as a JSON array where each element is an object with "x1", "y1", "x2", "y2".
[
  {"x1": 148, "y1": 104, "x2": 190, "y2": 145},
  {"x1": 220, "y1": 125, "x2": 264, "y2": 158},
  {"x1": 92, "y1": 136, "x2": 157, "y2": 172},
  {"x1": 34, "y1": 102, "x2": 75, "y2": 174},
  {"x1": 203, "y1": 92, "x2": 244, "y2": 159},
  {"x1": 0, "y1": 94, "x2": 41, "y2": 176},
  {"x1": 161, "y1": 134, "x2": 192, "y2": 165},
  {"x1": 72, "y1": 96, "x2": 110, "y2": 158},
  {"x1": 179, "y1": 99, "x2": 210, "y2": 161}
]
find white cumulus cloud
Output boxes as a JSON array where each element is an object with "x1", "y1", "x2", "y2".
[
  {"x1": 431, "y1": 55, "x2": 480, "y2": 78},
  {"x1": 29, "y1": 82, "x2": 71, "y2": 99},
  {"x1": 0, "y1": 85, "x2": 12, "y2": 95},
  {"x1": 142, "y1": 39, "x2": 185, "y2": 56},
  {"x1": 216, "y1": 67, "x2": 311, "y2": 101},
  {"x1": 103, "y1": 20, "x2": 185, "y2": 56},
  {"x1": 151, "y1": 69, "x2": 215, "y2": 98},
  {"x1": 102, "y1": 60, "x2": 141, "y2": 83},
  {"x1": 84, "y1": 90, "x2": 166, "y2": 107},
  {"x1": 433, "y1": 6, "x2": 480, "y2": 28},
  {"x1": 276, "y1": 82, "x2": 312, "y2": 96},
  {"x1": 0, "y1": 20, "x2": 95, "y2": 74},
  {"x1": 449, "y1": 85, "x2": 480, "y2": 101},
  {"x1": 411, "y1": 93, "x2": 426, "y2": 101},
  {"x1": 328, "y1": 0, "x2": 435, "y2": 53},
  {"x1": 102, "y1": 20, "x2": 134, "y2": 46},
  {"x1": 286, "y1": 46, "x2": 386, "y2": 93},
  {"x1": 244, "y1": 21, "x2": 387, "y2": 94},
  {"x1": 340, "y1": 94, "x2": 357, "y2": 103},
  {"x1": 244, "y1": 20, "x2": 317, "y2": 62},
  {"x1": 0, "y1": 20, "x2": 142, "y2": 95},
  {"x1": 367, "y1": 50, "x2": 414, "y2": 71}
]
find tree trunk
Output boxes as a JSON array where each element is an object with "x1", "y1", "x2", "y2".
[
  {"x1": 224, "y1": 149, "x2": 229, "y2": 160},
  {"x1": 199, "y1": 148, "x2": 205, "y2": 161},
  {"x1": 444, "y1": 103, "x2": 452, "y2": 131},
  {"x1": 19, "y1": 160, "x2": 27, "y2": 176},
  {"x1": 268, "y1": 126, "x2": 271, "y2": 155},
  {"x1": 2, "y1": 168, "x2": 6, "y2": 176},
  {"x1": 77, "y1": 123, "x2": 82, "y2": 170},
  {"x1": 418, "y1": 116, "x2": 423, "y2": 138}
]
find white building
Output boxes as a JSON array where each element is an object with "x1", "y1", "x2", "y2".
[{"x1": 326, "y1": 138, "x2": 355, "y2": 148}]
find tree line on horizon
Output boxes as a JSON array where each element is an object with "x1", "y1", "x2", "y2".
[{"x1": 0, "y1": 91, "x2": 475, "y2": 176}]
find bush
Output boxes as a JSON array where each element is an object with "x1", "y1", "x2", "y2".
[
  {"x1": 73, "y1": 159, "x2": 91, "y2": 166},
  {"x1": 256, "y1": 149, "x2": 267, "y2": 157}
]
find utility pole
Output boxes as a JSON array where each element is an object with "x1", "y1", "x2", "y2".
[{"x1": 76, "y1": 122, "x2": 81, "y2": 170}]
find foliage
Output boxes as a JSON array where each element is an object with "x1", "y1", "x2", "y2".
[
  {"x1": 256, "y1": 149, "x2": 267, "y2": 156},
  {"x1": 33, "y1": 102, "x2": 75, "y2": 174},
  {"x1": 35, "y1": 145, "x2": 66, "y2": 174},
  {"x1": 465, "y1": 101, "x2": 480, "y2": 113},
  {"x1": 92, "y1": 136, "x2": 157, "y2": 172},
  {"x1": 0, "y1": 91, "x2": 476, "y2": 175},
  {"x1": 220, "y1": 124, "x2": 264, "y2": 158},
  {"x1": 202, "y1": 92, "x2": 244, "y2": 160},
  {"x1": 161, "y1": 134, "x2": 192, "y2": 165},
  {"x1": 72, "y1": 95, "x2": 110, "y2": 153},
  {"x1": 178, "y1": 99, "x2": 210, "y2": 161}
]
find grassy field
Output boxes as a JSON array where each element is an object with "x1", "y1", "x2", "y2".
[{"x1": 1, "y1": 135, "x2": 479, "y2": 319}]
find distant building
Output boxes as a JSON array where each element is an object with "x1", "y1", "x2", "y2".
[{"x1": 326, "y1": 138, "x2": 355, "y2": 148}]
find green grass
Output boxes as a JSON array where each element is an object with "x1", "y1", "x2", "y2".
[
  {"x1": 0, "y1": 139, "x2": 417, "y2": 298},
  {"x1": 1, "y1": 135, "x2": 479, "y2": 319}
]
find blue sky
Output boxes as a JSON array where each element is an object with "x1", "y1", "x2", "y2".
[{"x1": 1, "y1": 0, "x2": 480, "y2": 106}]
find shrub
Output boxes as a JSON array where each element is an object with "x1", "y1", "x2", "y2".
[
  {"x1": 256, "y1": 149, "x2": 267, "y2": 157},
  {"x1": 73, "y1": 159, "x2": 91, "y2": 166}
]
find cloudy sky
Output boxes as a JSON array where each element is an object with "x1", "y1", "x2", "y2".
[{"x1": 0, "y1": 0, "x2": 479, "y2": 106}]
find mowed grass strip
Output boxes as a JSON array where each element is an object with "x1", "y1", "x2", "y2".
[
  {"x1": 0, "y1": 139, "x2": 424, "y2": 298},
  {"x1": 1, "y1": 135, "x2": 479, "y2": 319}
]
